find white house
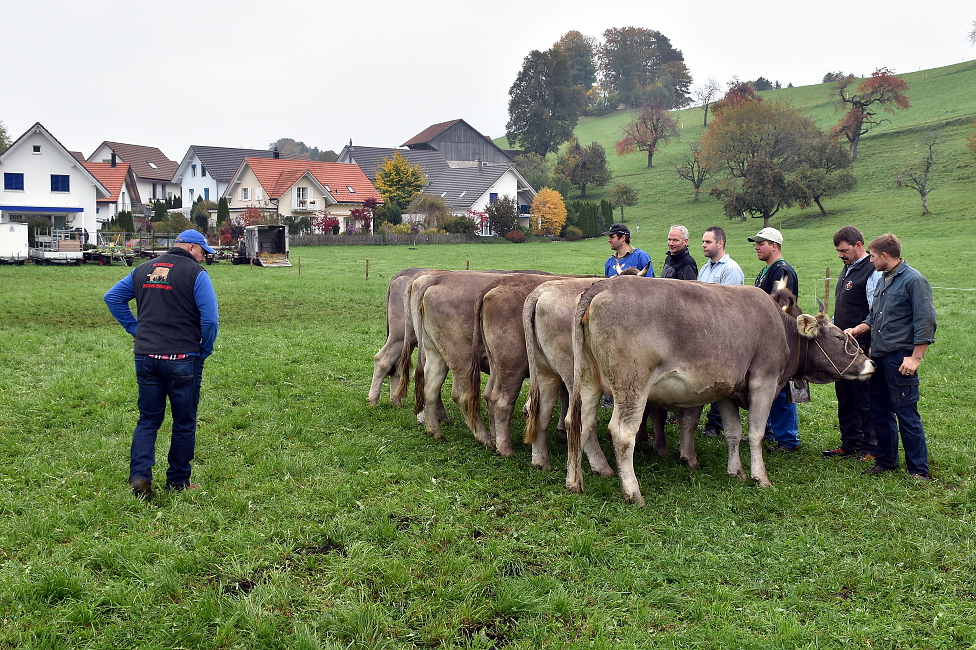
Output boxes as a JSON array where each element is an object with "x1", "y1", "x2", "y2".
[
  {"x1": 223, "y1": 157, "x2": 383, "y2": 233},
  {"x1": 0, "y1": 122, "x2": 109, "y2": 236},
  {"x1": 171, "y1": 146, "x2": 301, "y2": 208},
  {"x1": 87, "y1": 142, "x2": 178, "y2": 207},
  {"x1": 410, "y1": 163, "x2": 536, "y2": 235}
]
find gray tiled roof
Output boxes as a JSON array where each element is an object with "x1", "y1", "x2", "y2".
[
  {"x1": 188, "y1": 146, "x2": 302, "y2": 182},
  {"x1": 422, "y1": 165, "x2": 510, "y2": 210},
  {"x1": 343, "y1": 147, "x2": 450, "y2": 182}
]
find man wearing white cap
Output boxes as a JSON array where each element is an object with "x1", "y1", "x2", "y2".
[
  {"x1": 749, "y1": 227, "x2": 800, "y2": 451},
  {"x1": 104, "y1": 229, "x2": 220, "y2": 499}
]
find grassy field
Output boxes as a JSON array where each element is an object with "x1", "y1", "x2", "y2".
[
  {"x1": 2, "y1": 59, "x2": 975, "y2": 649},
  {"x1": 1, "y1": 233, "x2": 975, "y2": 648}
]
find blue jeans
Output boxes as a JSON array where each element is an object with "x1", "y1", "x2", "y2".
[
  {"x1": 767, "y1": 386, "x2": 799, "y2": 449},
  {"x1": 131, "y1": 355, "x2": 203, "y2": 488},
  {"x1": 870, "y1": 352, "x2": 928, "y2": 476}
]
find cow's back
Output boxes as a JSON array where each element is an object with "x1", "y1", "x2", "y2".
[{"x1": 582, "y1": 277, "x2": 788, "y2": 407}]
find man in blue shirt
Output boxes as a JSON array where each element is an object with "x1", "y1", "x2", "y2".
[
  {"x1": 604, "y1": 223, "x2": 654, "y2": 277},
  {"x1": 105, "y1": 230, "x2": 219, "y2": 499},
  {"x1": 846, "y1": 234, "x2": 936, "y2": 479},
  {"x1": 698, "y1": 226, "x2": 744, "y2": 437}
]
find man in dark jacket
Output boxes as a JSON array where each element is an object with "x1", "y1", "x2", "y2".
[
  {"x1": 104, "y1": 230, "x2": 220, "y2": 499},
  {"x1": 661, "y1": 225, "x2": 698, "y2": 280},
  {"x1": 749, "y1": 227, "x2": 800, "y2": 451},
  {"x1": 822, "y1": 226, "x2": 880, "y2": 461}
]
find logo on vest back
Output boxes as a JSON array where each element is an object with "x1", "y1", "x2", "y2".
[{"x1": 143, "y1": 262, "x2": 175, "y2": 290}]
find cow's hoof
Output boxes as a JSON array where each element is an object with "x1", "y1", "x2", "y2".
[
  {"x1": 622, "y1": 492, "x2": 646, "y2": 507},
  {"x1": 532, "y1": 461, "x2": 553, "y2": 472},
  {"x1": 591, "y1": 466, "x2": 615, "y2": 477},
  {"x1": 496, "y1": 448, "x2": 515, "y2": 458},
  {"x1": 566, "y1": 480, "x2": 584, "y2": 494},
  {"x1": 728, "y1": 470, "x2": 747, "y2": 481},
  {"x1": 753, "y1": 475, "x2": 772, "y2": 487},
  {"x1": 367, "y1": 397, "x2": 379, "y2": 408},
  {"x1": 390, "y1": 397, "x2": 403, "y2": 408}
]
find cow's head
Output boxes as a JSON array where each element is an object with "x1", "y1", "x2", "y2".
[{"x1": 771, "y1": 281, "x2": 874, "y2": 384}]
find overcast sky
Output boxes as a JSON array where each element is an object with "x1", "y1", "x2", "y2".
[{"x1": 3, "y1": 0, "x2": 973, "y2": 162}]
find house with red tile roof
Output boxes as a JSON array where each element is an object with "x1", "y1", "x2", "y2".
[
  {"x1": 80, "y1": 161, "x2": 141, "y2": 222},
  {"x1": 223, "y1": 157, "x2": 383, "y2": 233},
  {"x1": 87, "y1": 141, "x2": 179, "y2": 207}
]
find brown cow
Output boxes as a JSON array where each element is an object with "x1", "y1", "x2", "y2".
[
  {"x1": 521, "y1": 274, "x2": 675, "y2": 473},
  {"x1": 567, "y1": 277, "x2": 874, "y2": 505},
  {"x1": 522, "y1": 277, "x2": 615, "y2": 473},
  {"x1": 368, "y1": 268, "x2": 432, "y2": 407},
  {"x1": 468, "y1": 273, "x2": 569, "y2": 457},
  {"x1": 399, "y1": 271, "x2": 516, "y2": 444}
]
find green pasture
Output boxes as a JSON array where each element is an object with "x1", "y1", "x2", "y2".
[{"x1": 1, "y1": 229, "x2": 974, "y2": 647}]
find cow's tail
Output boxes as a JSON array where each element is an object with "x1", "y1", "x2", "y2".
[
  {"x1": 466, "y1": 285, "x2": 492, "y2": 430},
  {"x1": 567, "y1": 281, "x2": 608, "y2": 485},
  {"x1": 412, "y1": 291, "x2": 427, "y2": 415},
  {"x1": 522, "y1": 287, "x2": 544, "y2": 444},
  {"x1": 393, "y1": 281, "x2": 415, "y2": 403}
]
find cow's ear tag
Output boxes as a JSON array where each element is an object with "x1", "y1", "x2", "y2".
[{"x1": 796, "y1": 314, "x2": 819, "y2": 338}]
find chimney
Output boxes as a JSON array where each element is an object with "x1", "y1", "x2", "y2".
[
  {"x1": 273, "y1": 147, "x2": 279, "y2": 159},
  {"x1": 477, "y1": 158, "x2": 483, "y2": 174},
  {"x1": 111, "y1": 152, "x2": 117, "y2": 167}
]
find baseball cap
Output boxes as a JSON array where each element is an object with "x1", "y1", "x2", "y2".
[
  {"x1": 175, "y1": 230, "x2": 216, "y2": 254},
  {"x1": 748, "y1": 227, "x2": 783, "y2": 245},
  {"x1": 602, "y1": 223, "x2": 630, "y2": 237}
]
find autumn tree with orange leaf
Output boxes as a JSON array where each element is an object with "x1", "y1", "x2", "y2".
[
  {"x1": 615, "y1": 104, "x2": 680, "y2": 168},
  {"x1": 832, "y1": 68, "x2": 910, "y2": 160}
]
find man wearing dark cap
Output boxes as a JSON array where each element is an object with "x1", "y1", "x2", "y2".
[
  {"x1": 104, "y1": 230, "x2": 220, "y2": 499},
  {"x1": 749, "y1": 226, "x2": 800, "y2": 452},
  {"x1": 604, "y1": 223, "x2": 654, "y2": 277}
]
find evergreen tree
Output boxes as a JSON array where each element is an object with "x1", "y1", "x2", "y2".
[{"x1": 217, "y1": 197, "x2": 230, "y2": 226}]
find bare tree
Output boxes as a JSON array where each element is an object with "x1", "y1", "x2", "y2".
[
  {"x1": 896, "y1": 131, "x2": 941, "y2": 214},
  {"x1": 693, "y1": 77, "x2": 722, "y2": 127},
  {"x1": 673, "y1": 140, "x2": 711, "y2": 201},
  {"x1": 969, "y1": 20, "x2": 976, "y2": 45}
]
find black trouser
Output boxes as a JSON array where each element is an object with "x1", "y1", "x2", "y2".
[
  {"x1": 704, "y1": 404, "x2": 723, "y2": 432},
  {"x1": 835, "y1": 377, "x2": 877, "y2": 454}
]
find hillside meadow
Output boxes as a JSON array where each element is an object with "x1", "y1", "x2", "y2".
[
  {"x1": 1, "y1": 228, "x2": 975, "y2": 648},
  {"x1": 499, "y1": 59, "x2": 976, "y2": 238}
]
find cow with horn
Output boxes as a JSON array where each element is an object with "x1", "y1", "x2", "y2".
[{"x1": 566, "y1": 276, "x2": 874, "y2": 506}]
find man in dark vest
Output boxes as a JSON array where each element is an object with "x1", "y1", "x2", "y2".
[
  {"x1": 105, "y1": 230, "x2": 219, "y2": 499},
  {"x1": 749, "y1": 227, "x2": 800, "y2": 452},
  {"x1": 823, "y1": 226, "x2": 880, "y2": 461}
]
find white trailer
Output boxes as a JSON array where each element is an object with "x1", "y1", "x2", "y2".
[
  {"x1": 0, "y1": 222, "x2": 29, "y2": 264},
  {"x1": 29, "y1": 228, "x2": 84, "y2": 265}
]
